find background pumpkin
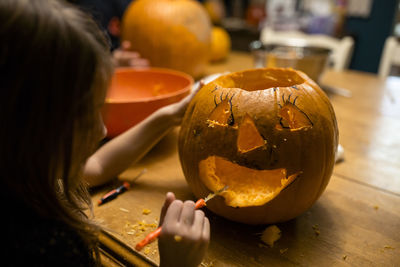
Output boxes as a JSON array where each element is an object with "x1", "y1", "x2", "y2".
[
  {"x1": 210, "y1": 26, "x2": 231, "y2": 62},
  {"x1": 178, "y1": 68, "x2": 338, "y2": 224},
  {"x1": 121, "y1": 0, "x2": 212, "y2": 79}
]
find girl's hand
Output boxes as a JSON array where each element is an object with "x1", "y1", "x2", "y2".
[
  {"x1": 158, "y1": 192, "x2": 210, "y2": 267},
  {"x1": 113, "y1": 41, "x2": 150, "y2": 68},
  {"x1": 159, "y1": 79, "x2": 204, "y2": 126},
  {"x1": 160, "y1": 73, "x2": 224, "y2": 126}
]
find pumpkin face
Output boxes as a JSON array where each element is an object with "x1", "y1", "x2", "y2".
[
  {"x1": 178, "y1": 68, "x2": 338, "y2": 224},
  {"x1": 121, "y1": 0, "x2": 212, "y2": 79}
]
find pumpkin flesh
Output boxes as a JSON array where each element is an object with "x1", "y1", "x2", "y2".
[{"x1": 199, "y1": 156, "x2": 300, "y2": 207}]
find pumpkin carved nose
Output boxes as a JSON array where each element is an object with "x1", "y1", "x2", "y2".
[{"x1": 237, "y1": 114, "x2": 265, "y2": 153}]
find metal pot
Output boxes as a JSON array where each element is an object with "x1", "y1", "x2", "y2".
[{"x1": 249, "y1": 40, "x2": 331, "y2": 82}]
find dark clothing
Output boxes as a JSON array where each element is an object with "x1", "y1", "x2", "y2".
[
  {"x1": 4, "y1": 198, "x2": 95, "y2": 266},
  {"x1": 74, "y1": 0, "x2": 132, "y2": 50}
]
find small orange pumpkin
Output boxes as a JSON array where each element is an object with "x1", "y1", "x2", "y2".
[
  {"x1": 121, "y1": 0, "x2": 212, "y2": 79},
  {"x1": 178, "y1": 68, "x2": 338, "y2": 224},
  {"x1": 209, "y1": 26, "x2": 231, "y2": 62}
]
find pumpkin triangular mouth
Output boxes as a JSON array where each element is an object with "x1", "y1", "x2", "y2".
[{"x1": 199, "y1": 156, "x2": 300, "y2": 207}]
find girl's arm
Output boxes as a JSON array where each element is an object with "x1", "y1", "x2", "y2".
[{"x1": 83, "y1": 82, "x2": 201, "y2": 187}]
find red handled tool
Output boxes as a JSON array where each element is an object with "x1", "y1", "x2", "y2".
[{"x1": 97, "y1": 169, "x2": 146, "y2": 206}]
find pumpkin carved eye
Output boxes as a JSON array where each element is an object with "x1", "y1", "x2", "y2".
[
  {"x1": 207, "y1": 92, "x2": 234, "y2": 127},
  {"x1": 276, "y1": 94, "x2": 313, "y2": 131}
]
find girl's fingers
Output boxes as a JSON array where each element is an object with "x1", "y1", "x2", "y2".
[
  {"x1": 159, "y1": 192, "x2": 176, "y2": 226},
  {"x1": 202, "y1": 217, "x2": 210, "y2": 242},
  {"x1": 124, "y1": 51, "x2": 141, "y2": 59},
  {"x1": 196, "y1": 217, "x2": 210, "y2": 260},
  {"x1": 162, "y1": 199, "x2": 183, "y2": 226},
  {"x1": 192, "y1": 210, "x2": 205, "y2": 231},
  {"x1": 129, "y1": 58, "x2": 150, "y2": 67},
  {"x1": 189, "y1": 80, "x2": 204, "y2": 98},
  {"x1": 176, "y1": 80, "x2": 203, "y2": 110},
  {"x1": 195, "y1": 80, "x2": 205, "y2": 93},
  {"x1": 113, "y1": 46, "x2": 150, "y2": 67},
  {"x1": 179, "y1": 201, "x2": 196, "y2": 226},
  {"x1": 115, "y1": 51, "x2": 140, "y2": 62},
  {"x1": 121, "y1": 40, "x2": 131, "y2": 50}
]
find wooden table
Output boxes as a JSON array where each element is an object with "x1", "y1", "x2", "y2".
[{"x1": 93, "y1": 52, "x2": 400, "y2": 266}]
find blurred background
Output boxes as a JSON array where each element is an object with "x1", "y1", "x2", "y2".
[
  {"x1": 75, "y1": 0, "x2": 400, "y2": 77},
  {"x1": 198, "y1": 0, "x2": 399, "y2": 76}
]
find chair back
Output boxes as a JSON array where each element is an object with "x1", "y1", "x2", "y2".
[
  {"x1": 378, "y1": 36, "x2": 400, "y2": 78},
  {"x1": 260, "y1": 27, "x2": 354, "y2": 71}
]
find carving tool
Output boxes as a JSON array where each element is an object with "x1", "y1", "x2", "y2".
[{"x1": 97, "y1": 169, "x2": 147, "y2": 206}]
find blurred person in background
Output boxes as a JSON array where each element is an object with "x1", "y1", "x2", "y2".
[{"x1": 68, "y1": 0, "x2": 149, "y2": 67}]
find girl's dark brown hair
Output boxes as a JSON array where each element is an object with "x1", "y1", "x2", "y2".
[{"x1": 0, "y1": 0, "x2": 113, "y2": 262}]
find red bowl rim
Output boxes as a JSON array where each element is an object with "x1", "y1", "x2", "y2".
[{"x1": 105, "y1": 67, "x2": 194, "y2": 104}]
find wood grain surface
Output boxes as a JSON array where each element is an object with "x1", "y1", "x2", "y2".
[{"x1": 93, "y1": 52, "x2": 400, "y2": 266}]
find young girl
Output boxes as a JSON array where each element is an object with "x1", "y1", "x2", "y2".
[{"x1": 0, "y1": 0, "x2": 209, "y2": 266}]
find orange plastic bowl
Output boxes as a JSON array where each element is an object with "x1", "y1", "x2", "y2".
[{"x1": 102, "y1": 68, "x2": 193, "y2": 137}]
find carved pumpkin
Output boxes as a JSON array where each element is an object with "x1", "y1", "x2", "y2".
[
  {"x1": 178, "y1": 68, "x2": 338, "y2": 224},
  {"x1": 121, "y1": 0, "x2": 212, "y2": 79}
]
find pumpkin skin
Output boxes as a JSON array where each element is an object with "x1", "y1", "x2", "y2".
[
  {"x1": 121, "y1": 0, "x2": 212, "y2": 79},
  {"x1": 178, "y1": 68, "x2": 338, "y2": 224}
]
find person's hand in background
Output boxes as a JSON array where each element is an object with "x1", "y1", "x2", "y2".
[{"x1": 113, "y1": 40, "x2": 150, "y2": 68}]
